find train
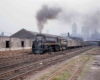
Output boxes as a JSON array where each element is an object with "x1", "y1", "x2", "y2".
[{"x1": 32, "y1": 34, "x2": 84, "y2": 54}]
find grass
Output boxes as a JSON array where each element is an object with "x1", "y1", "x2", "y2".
[
  {"x1": 39, "y1": 74, "x2": 47, "y2": 80},
  {"x1": 52, "y1": 71, "x2": 71, "y2": 80}
]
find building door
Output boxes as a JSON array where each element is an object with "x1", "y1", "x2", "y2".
[
  {"x1": 6, "y1": 41, "x2": 10, "y2": 48},
  {"x1": 21, "y1": 41, "x2": 24, "y2": 47}
]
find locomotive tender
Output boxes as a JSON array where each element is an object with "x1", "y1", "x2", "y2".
[{"x1": 32, "y1": 34, "x2": 83, "y2": 54}]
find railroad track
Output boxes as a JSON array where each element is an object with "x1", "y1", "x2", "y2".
[
  {"x1": 0, "y1": 46, "x2": 94, "y2": 80},
  {"x1": 68, "y1": 58, "x2": 89, "y2": 80},
  {"x1": 0, "y1": 47, "x2": 83, "y2": 70},
  {"x1": 47, "y1": 50, "x2": 94, "y2": 80}
]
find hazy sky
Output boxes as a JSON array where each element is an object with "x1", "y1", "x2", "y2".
[{"x1": 0, "y1": 0, "x2": 100, "y2": 35}]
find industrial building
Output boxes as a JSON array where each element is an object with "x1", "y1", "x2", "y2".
[{"x1": 0, "y1": 29, "x2": 37, "y2": 51}]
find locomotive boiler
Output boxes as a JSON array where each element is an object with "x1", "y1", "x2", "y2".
[{"x1": 32, "y1": 34, "x2": 63, "y2": 54}]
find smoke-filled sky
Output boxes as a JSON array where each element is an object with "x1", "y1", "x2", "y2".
[{"x1": 0, "y1": 0, "x2": 100, "y2": 35}]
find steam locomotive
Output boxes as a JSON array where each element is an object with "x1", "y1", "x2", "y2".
[{"x1": 32, "y1": 34, "x2": 83, "y2": 54}]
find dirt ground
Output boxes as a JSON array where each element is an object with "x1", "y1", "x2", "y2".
[
  {"x1": 24, "y1": 54, "x2": 81, "y2": 80},
  {"x1": 78, "y1": 54, "x2": 100, "y2": 80}
]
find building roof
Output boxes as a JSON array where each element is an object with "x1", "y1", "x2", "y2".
[
  {"x1": 0, "y1": 36, "x2": 9, "y2": 38},
  {"x1": 10, "y1": 28, "x2": 57, "y2": 39},
  {"x1": 11, "y1": 29, "x2": 36, "y2": 39},
  {"x1": 11, "y1": 28, "x2": 83, "y2": 41}
]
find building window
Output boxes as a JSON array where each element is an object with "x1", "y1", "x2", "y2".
[
  {"x1": 6, "y1": 41, "x2": 10, "y2": 48},
  {"x1": 21, "y1": 41, "x2": 24, "y2": 47}
]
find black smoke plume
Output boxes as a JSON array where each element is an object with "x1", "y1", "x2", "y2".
[{"x1": 36, "y1": 5, "x2": 61, "y2": 33}]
